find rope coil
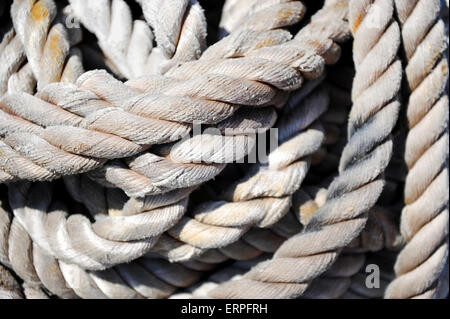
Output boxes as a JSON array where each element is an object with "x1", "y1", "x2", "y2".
[{"x1": 0, "y1": 0, "x2": 448, "y2": 299}]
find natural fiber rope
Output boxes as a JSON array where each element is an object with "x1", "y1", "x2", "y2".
[
  {"x1": 0, "y1": 107, "x2": 404, "y2": 297},
  {"x1": 78, "y1": 81, "x2": 334, "y2": 262},
  {"x1": 158, "y1": 79, "x2": 327, "y2": 261},
  {"x1": 76, "y1": 1, "x2": 311, "y2": 198},
  {"x1": 1, "y1": 0, "x2": 85, "y2": 182},
  {"x1": 68, "y1": 0, "x2": 170, "y2": 79},
  {"x1": 0, "y1": 78, "x2": 403, "y2": 296},
  {"x1": 157, "y1": 66, "x2": 382, "y2": 263},
  {"x1": 0, "y1": 185, "x2": 215, "y2": 298},
  {"x1": 384, "y1": 0, "x2": 449, "y2": 299},
  {"x1": 6, "y1": 181, "x2": 187, "y2": 270},
  {"x1": 11, "y1": 0, "x2": 84, "y2": 90},
  {"x1": 0, "y1": 0, "x2": 447, "y2": 300},
  {"x1": 150, "y1": 0, "x2": 343, "y2": 291},
  {"x1": 2, "y1": 0, "x2": 204, "y2": 294},
  {"x1": 14, "y1": 0, "x2": 348, "y2": 269},
  {"x1": 1, "y1": 180, "x2": 401, "y2": 299},
  {"x1": 135, "y1": 0, "x2": 207, "y2": 74},
  {"x1": 202, "y1": 0, "x2": 403, "y2": 299},
  {"x1": 0, "y1": 0, "x2": 342, "y2": 208},
  {"x1": 169, "y1": 190, "x2": 401, "y2": 299},
  {"x1": 76, "y1": 1, "x2": 342, "y2": 199},
  {"x1": 0, "y1": 1, "x2": 312, "y2": 188},
  {"x1": 0, "y1": 0, "x2": 349, "y2": 280},
  {"x1": 0, "y1": 28, "x2": 32, "y2": 96},
  {"x1": 1, "y1": 0, "x2": 84, "y2": 96},
  {"x1": 0, "y1": 68, "x2": 325, "y2": 270},
  {"x1": 218, "y1": 0, "x2": 305, "y2": 40}
]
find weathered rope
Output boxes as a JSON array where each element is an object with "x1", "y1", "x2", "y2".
[
  {"x1": 136, "y1": 0, "x2": 207, "y2": 74},
  {"x1": 204, "y1": 0, "x2": 403, "y2": 299},
  {"x1": 79, "y1": 0, "x2": 343, "y2": 199},
  {"x1": 0, "y1": 0, "x2": 349, "y2": 278},
  {"x1": 158, "y1": 79, "x2": 327, "y2": 261},
  {"x1": 80, "y1": 0, "x2": 312, "y2": 198},
  {"x1": 168, "y1": 209, "x2": 401, "y2": 299},
  {"x1": 0, "y1": 0, "x2": 84, "y2": 186},
  {"x1": 68, "y1": 0, "x2": 157, "y2": 79},
  {"x1": 0, "y1": 0, "x2": 344, "y2": 205},
  {"x1": 1, "y1": 0, "x2": 447, "y2": 300},
  {"x1": 56, "y1": 1, "x2": 349, "y2": 268},
  {"x1": 0, "y1": 1, "x2": 312, "y2": 188},
  {"x1": 384, "y1": 0, "x2": 449, "y2": 299},
  {"x1": 154, "y1": 63, "x2": 359, "y2": 264},
  {"x1": 2, "y1": 75, "x2": 321, "y2": 270},
  {"x1": 0, "y1": 28, "x2": 30, "y2": 96},
  {"x1": 7, "y1": 181, "x2": 187, "y2": 270},
  {"x1": 218, "y1": 0, "x2": 306, "y2": 40},
  {"x1": 0, "y1": 104, "x2": 404, "y2": 297},
  {"x1": 0, "y1": 184, "x2": 213, "y2": 298},
  {"x1": 0, "y1": 143, "x2": 403, "y2": 298},
  {"x1": 11, "y1": 0, "x2": 84, "y2": 90},
  {"x1": 0, "y1": 263, "x2": 24, "y2": 299}
]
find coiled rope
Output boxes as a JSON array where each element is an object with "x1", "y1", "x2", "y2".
[
  {"x1": 0, "y1": 0, "x2": 448, "y2": 300},
  {"x1": 205, "y1": 0, "x2": 403, "y2": 299}
]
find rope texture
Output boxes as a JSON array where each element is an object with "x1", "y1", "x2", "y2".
[
  {"x1": 204, "y1": 0, "x2": 403, "y2": 299},
  {"x1": 0, "y1": 1, "x2": 312, "y2": 191},
  {"x1": 68, "y1": 0, "x2": 205, "y2": 78},
  {"x1": 385, "y1": 0, "x2": 449, "y2": 299},
  {"x1": 0, "y1": 0, "x2": 448, "y2": 300},
  {"x1": 160, "y1": 79, "x2": 328, "y2": 262},
  {"x1": 11, "y1": 0, "x2": 84, "y2": 90},
  {"x1": 0, "y1": 58, "x2": 400, "y2": 297},
  {"x1": 136, "y1": 0, "x2": 207, "y2": 75},
  {"x1": 0, "y1": 184, "x2": 217, "y2": 298}
]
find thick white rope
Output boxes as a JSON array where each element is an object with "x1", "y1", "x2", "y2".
[
  {"x1": 385, "y1": 0, "x2": 449, "y2": 299},
  {"x1": 203, "y1": 0, "x2": 403, "y2": 299},
  {"x1": 0, "y1": 185, "x2": 214, "y2": 298},
  {"x1": 135, "y1": 0, "x2": 207, "y2": 74},
  {"x1": 218, "y1": 0, "x2": 306, "y2": 39},
  {"x1": 68, "y1": 0, "x2": 157, "y2": 79},
  {"x1": 11, "y1": 0, "x2": 84, "y2": 90},
  {"x1": 1, "y1": 0, "x2": 447, "y2": 300},
  {"x1": 2, "y1": 78, "x2": 322, "y2": 270},
  {"x1": 0, "y1": 1, "x2": 335, "y2": 199},
  {"x1": 152, "y1": 79, "x2": 327, "y2": 261}
]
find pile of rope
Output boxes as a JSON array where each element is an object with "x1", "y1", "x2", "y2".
[{"x1": 0, "y1": 0, "x2": 448, "y2": 299}]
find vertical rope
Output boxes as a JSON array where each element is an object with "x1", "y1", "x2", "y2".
[{"x1": 385, "y1": 0, "x2": 449, "y2": 299}]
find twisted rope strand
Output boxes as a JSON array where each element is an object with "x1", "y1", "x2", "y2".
[
  {"x1": 68, "y1": 0, "x2": 158, "y2": 79},
  {"x1": 205, "y1": 0, "x2": 403, "y2": 299},
  {"x1": 384, "y1": 0, "x2": 449, "y2": 299},
  {"x1": 160, "y1": 81, "x2": 328, "y2": 261},
  {"x1": 81, "y1": 0, "x2": 311, "y2": 197},
  {"x1": 0, "y1": 1, "x2": 331, "y2": 197},
  {"x1": 81, "y1": 0, "x2": 344, "y2": 198},
  {"x1": 1, "y1": 0, "x2": 447, "y2": 300},
  {"x1": 1, "y1": 184, "x2": 211, "y2": 298},
  {"x1": 0, "y1": 28, "x2": 26, "y2": 96},
  {"x1": 136, "y1": 0, "x2": 207, "y2": 74},
  {"x1": 217, "y1": 0, "x2": 306, "y2": 40},
  {"x1": 11, "y1": 0, "x2": 84, "y2": 90}
]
